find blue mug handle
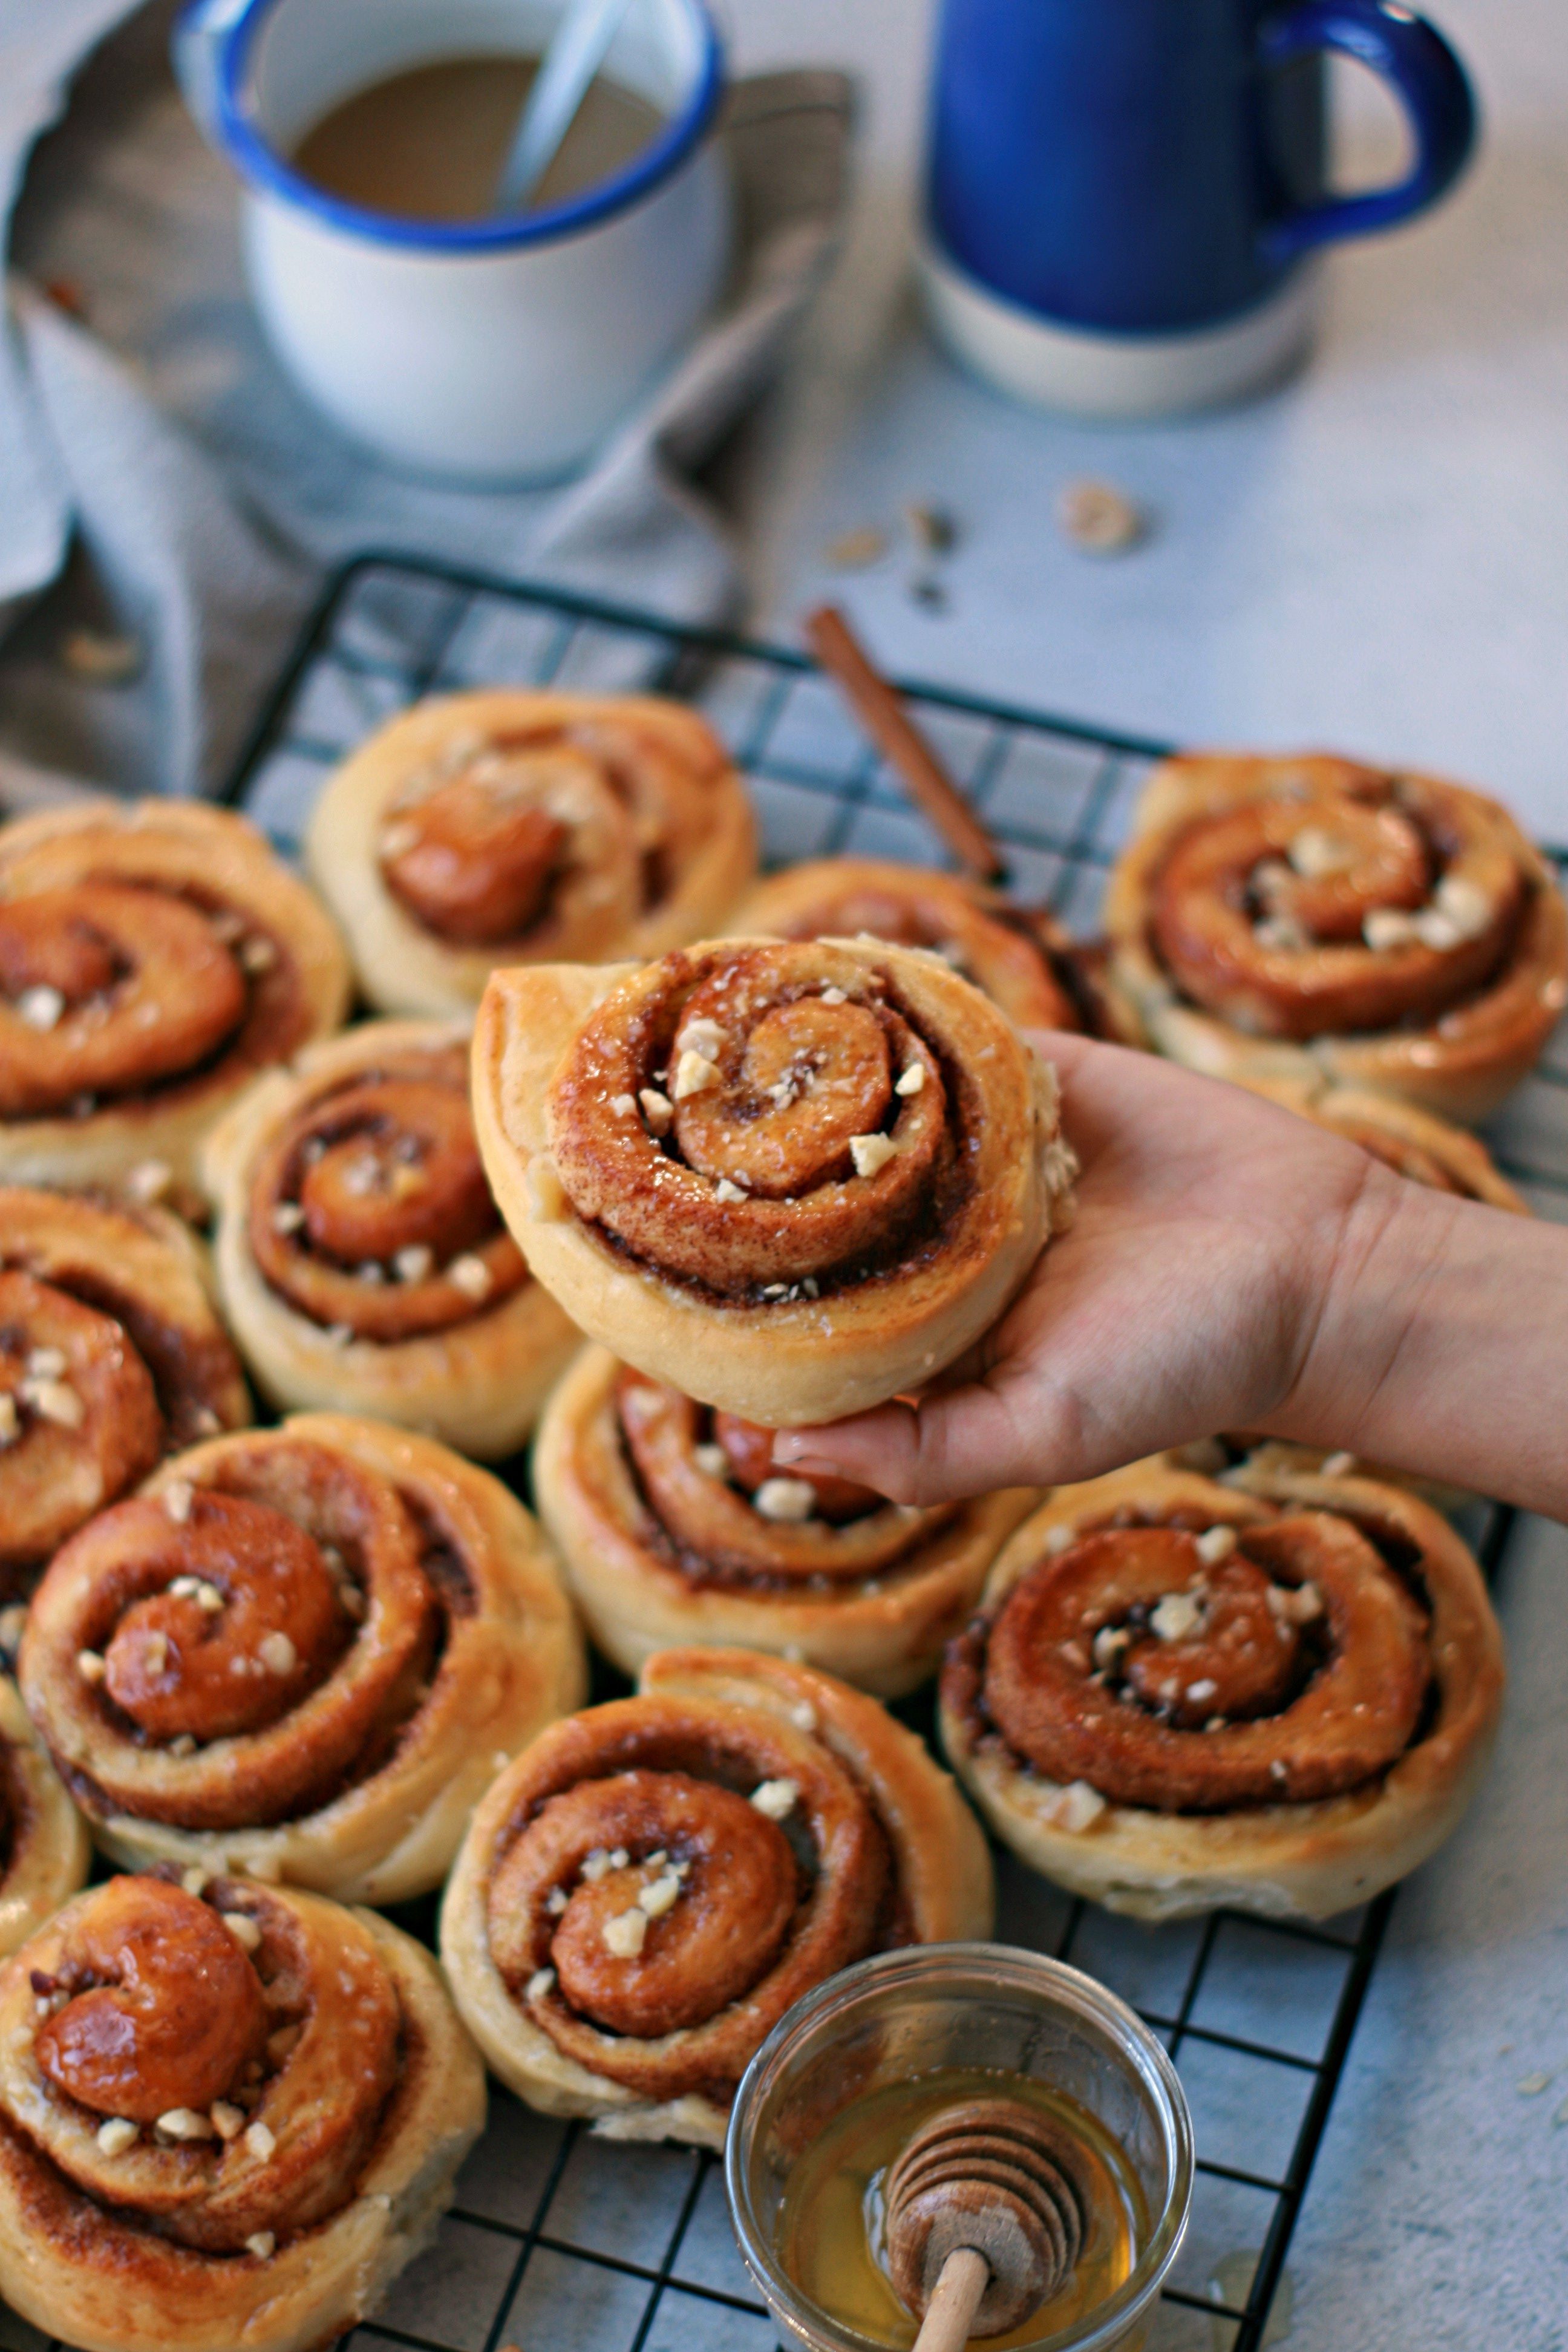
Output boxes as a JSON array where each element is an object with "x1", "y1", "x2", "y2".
[{"x1": 1258, "y1": 0, "x2": 1477, "y2": 262}]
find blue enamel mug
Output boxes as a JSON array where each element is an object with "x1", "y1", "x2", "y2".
[{"x1": 921, "y1": 0, "x2": 1477, "y2": 416}]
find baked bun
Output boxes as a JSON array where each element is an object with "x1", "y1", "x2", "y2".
[
  {"x1": 1105, "y1": 753, "x2": 1568, "y2": 1123},
  {"x1": 0, "y1": 1675, "x2": 90, "y2": 1956},
  {"x1": 0, "y1": 1871, "x2": 483, "y2": 2352},
  {"x1": 304, "y1": 690, "x2": 757, "y2": 1016},
  {"x1": 0, "y1": 1184, "x2": 250, "y2": 1589},
  {"x1": 473, "y1": 937, "x2": 1074, "y2": 1423},
  {"x1": 204, "y1": 1020, "x2": 581, "y2": 1459},
  {"x1": 0, "y1": 799, "x2": 350, "y2": 1195},
  {"x1": 20, "y1": 1413, "x2": 585, "y2": 1903},
  {"x1": 534, "y1": 1345, "x2": 1036, "y2": 1696},
  {"x1": 440, "y1": 1647, "x2": 994, "y2": 2148},
  {"x1": 940, "y1": 1455, "x2": 1503, "y2": 1921},
  {"x1": 729, "y1": 858, "x2": 1093, "y2": 1027}
]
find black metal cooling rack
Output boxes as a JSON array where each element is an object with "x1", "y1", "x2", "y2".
[{"x1": 204, "y1": 550, "x2": 1566, "y2": 2352}]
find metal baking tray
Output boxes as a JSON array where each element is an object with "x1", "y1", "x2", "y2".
[{"x1": 200, "y1": 550, "x2": 1566, "y2": 2352}]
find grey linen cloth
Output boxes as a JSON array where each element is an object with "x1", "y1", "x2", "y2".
[{"x1": 0, "y1": 0, "x2": 853, "y2": 800}]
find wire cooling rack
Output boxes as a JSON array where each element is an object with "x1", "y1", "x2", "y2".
[{"x1": 201, "y1": 551, "x2": 1568, "y2": 2352}]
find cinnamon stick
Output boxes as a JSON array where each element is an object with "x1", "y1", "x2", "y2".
[{"x1": 804, "y1": 606, "x2": 1005, "y2": 881}]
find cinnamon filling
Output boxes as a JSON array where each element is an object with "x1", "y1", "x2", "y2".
[
  {"x1": 483, "y1": 1693, "x2": 893, "y2": 2103},
  {"x1": 0, "y1": 878, "x2": 305, "y2": 1120},
  {"x1": 33, "y1": 1437, "x2": 457, "y2": 1831},
  {"x1": 549, "y1": 942, "x2": 971, "y2": 1298},
  {"x1": 248, "y1": 1044, "x2": 527, "y2": 1340},
  {"x1": 23, "y1": 1873, "x2": 400, "y2": 2253},
  {"x1": 615, "y1": 1367, "x2": 946, "y2": 1589},
  {"x1": 0, "y1": 1270, "x2": 163, "y2": 1578},
  {"x1": 1148, "y1": 766, "x2": 1526, "y2": 1039},
  {"x1": 763, "y1": 869, "x2": 1080, "y2": 1033},
  {"x1": 378, "y1": 713, "x2": 726, "y2": 953},
  {"x1": 947, "y1": 1508, "x2": 1429, "y2": 1811}
]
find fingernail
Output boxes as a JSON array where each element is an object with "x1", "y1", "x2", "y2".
[{"x1": 772, "y1": 1435, "x2": 834, "y2": 1471}]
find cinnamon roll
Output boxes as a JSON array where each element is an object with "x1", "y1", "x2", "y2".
[
  {"x1": 0, "y1": 1185, "x2": 250, "y2": 1589},
  {"x1": 304, "y1": 690, "x2": 758, "y2": 1017},
  {"x1": 940, "y1": 1457, "x2": 1503, "y2": 1921},
  {"x1": 474, "y1": 938, "x2": 1074, "y2": 1425},
  {"x1": 1105, "y1": 753, "x2": 1568, "y2": 1123},
  {"x1": 0, "y1": 1676, "x2": 90, "y2": 1956},
  {"x1": 534, "y1": 1345, "x2": 1036, "y2": 1696},
  {"x1": 0, "y1": 1870, "x2": 484, "y2": 2352},
  {"x1": 19, "y1": 1413, "x2": 585, "y2": 1903},
  {"x1": 440, "y1": 1646, "x2": 994, "y2": 2147},
  {"x1": 0, "y1": 800, "x2": 351, "y2": 1195},
  {"x1": 204, "y1": 1021, "x2": 581, "y2": 1459},
  {"x1": 729, "y1": 858, "x2": 1096, "y2": 1032}
]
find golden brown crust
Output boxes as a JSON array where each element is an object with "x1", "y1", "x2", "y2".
[
  {"x1": 0, "y1": 1186, "x2": 252, "y2": 1584},
  {"x1": 0, "y1": 800, "x2": 350, "y2": 1195},
  {"x1": 534, "y1": 1345, "x2": 1036, "y2": 1696},
  {"x1": 305, "y1": 690, "x2": 757, "y2": 1017},
  {"x1": 472, "y1": 939, "x2": 1074, "y2": 1424},
  {"x1": 0, "y1": 1677, "x2": 90, "y2": 1957},
  {"x1": 1105, "y1": 754, "x2": 1568, "y2": 1123},
  {"x1": 730, "y1": 860, "x2": 1083, "y2": 1031},
  {"x1": 204, "y1": 1021, "x2": 581, "y2": 1459},
  {"x1": 939, "y1": 1457, "x2": 1504, "y2": 1920},
  {"x1": 0, "y1": 1876, "x2": 484, "y2": 2352},
  {"x1": 21, "y1": 1414, "x2": 585, "y2": 1903},
  {"x1": 440, "y1": 1649, "x2": 993, "y2": 2148}
]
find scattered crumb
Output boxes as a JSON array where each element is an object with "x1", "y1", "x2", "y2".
[
  {"x1": 60, "y1": 627, "x2": 143, "y2": 683},
  {"x1": 905, "y1": 501, "x2": 958, "y2": 555},
  {"x1": 826, "y1": 526, "x2": 887, "y2": 571},
  {"x1": 1057, "y1": 479, "x2": 1146, "y2": 555}
]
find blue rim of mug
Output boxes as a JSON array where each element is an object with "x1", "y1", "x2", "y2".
[{"x1": 206, "y1": 0, "x2": 726, "y2": 250}]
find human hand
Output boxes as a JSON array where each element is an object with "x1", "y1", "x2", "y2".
[{"x1": 773, "y1": 1033, "x2": 1416, "y2": 1505}]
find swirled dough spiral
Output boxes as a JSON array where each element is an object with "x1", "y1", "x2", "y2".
[
  {"x1": 474, "y1": 938, "x2": 1074, "y2": 1423},
  {"x1": 0, "y1": 800, "x2": 350, "y2": 1194},
  {"x1": 20, "y1": 1414, "x2": 584, "y2": 1902},
  {"x1": 0, "y1": 1871, "x2": 483, "y2": 2352},
  {"x1": 1105, "y1": 753, "x2": 1568, "y2": 1122},
  {"x1": 305, "y1": 690, "x2": 757, "y2": 1016},
  {"x1": 940, "y1": 1456, "x2": 1503, "y2": 1920},
  {"x1": 204, "y1": 1021, "x2": 580, "y2": 1458},
  {"x1": 0, "y1": 1185, "x2": 250, "y2": 1586},
  {"x1": 441, "y1": 1647, "x2": 993, "y2": 2146},
  {"x1": 534, "y1": 1345, "x2": 1036, "y2": 1694}
]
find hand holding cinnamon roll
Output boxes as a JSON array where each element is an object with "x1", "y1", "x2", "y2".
[
  {"x1": 440, "y1": 1647, "x2": 993, "y2": 2147},
  {"x1": 474, "y1": 937, "x2": 1074, "y2": 1423},
  {"x1": 20, "y1": 1413, "x2": 584, "y2": 1901},
  {"x1": 534, "y1": 1346, "x2": 1036, "y2": 1694},
  {"x1": 940, "y1": 1457, "x2": 1504, "y2": 1919},
  {"x1": 204, "y1": 1021, "x2": 581, "y2": 1457},
  {"x1": 1105, "y1": 753, "x2": 1567, "y2": 1122},
  {"x1": 305, "y1": 690, "x2": 757, "y2": 1016},
  {"x1": 0, "y1": 1870, "x2": 484, "y2": 2352},
  {"x1": 0, "y1": 1185, "x2": 250, "y2": 1587},
  {"x1": 0, "y1": 800, "x2": 350, "y2": 1195}
]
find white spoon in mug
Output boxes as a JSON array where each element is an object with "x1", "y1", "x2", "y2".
[{"x1": 494, "y1": 0, "x2": 639, "y2": 213}]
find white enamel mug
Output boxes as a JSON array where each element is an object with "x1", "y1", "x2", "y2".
[{"x1": 175, "y1": 0, "x2": 731, "y2": 482}]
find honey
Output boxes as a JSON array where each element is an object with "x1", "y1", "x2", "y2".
[{"x1": 777, "y1": 2066, "x2": 1148, "y2": 2350}]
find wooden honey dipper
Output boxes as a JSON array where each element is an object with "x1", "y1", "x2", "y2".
[{"x1": 883, "y1": 2098, "x2": 1087, "y2": 2350}]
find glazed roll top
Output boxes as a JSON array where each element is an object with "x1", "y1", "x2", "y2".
[
  {"x1": 7, "y1": 1875, "x2": 399, "y2": 2250},
  {"x1": 22, "y1": 1437, "x2": 439, "y2": 1831},
  {"x1": 481, "y1": 1691, "x2": 893, "y2": 2103},
  {"x1": 944, "y1": 1474, "x2": 1501, "y2": 1821},
  {"x1": 1127, "y1": 756, "x2": 1565, "y2": 1045},
  {"x1": 244, "y1": 1036, "x2": 526, "y2": 1341},
  {"x1": 549, "y1": 938, "x2": 1042, "y2": 1298},
  {"x1": 731, "y1": 859, "x2": 1084, "y2": 1032},
  {"x1": 0, "y1": 803, "x2": 347, "y2": 1130},
  {"x1": 0, "y1": 1189, "x2": 250, "y2": 1581}
]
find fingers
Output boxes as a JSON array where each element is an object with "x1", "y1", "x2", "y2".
[{"x1": 774, "y1": 1371, "x2": 1083, "y2": 1506}]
